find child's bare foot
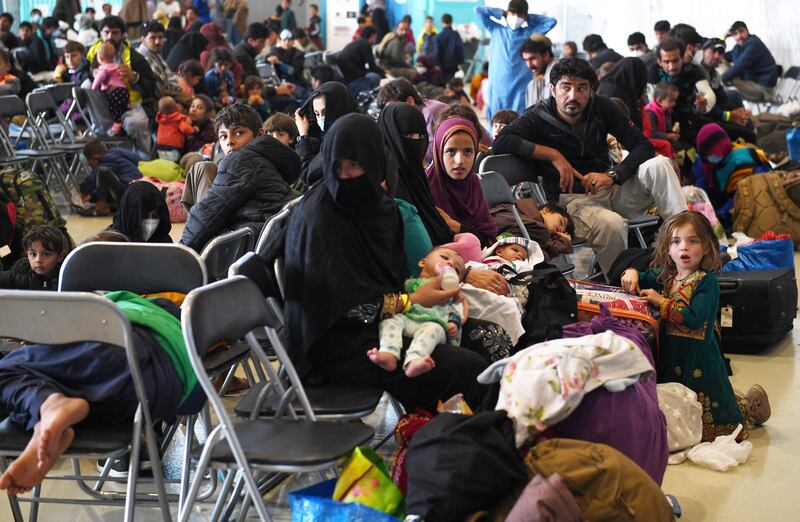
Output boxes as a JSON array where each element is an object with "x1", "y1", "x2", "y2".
[
  {"x1": 404, "y1": 356, "x2": 436, "y2": 378},
  {"x1": 367, "y1": 348, "x2": 398, "y2": 372},
  {"x1": 37, "y1": 394, "x2": 89, "y2": 473}
]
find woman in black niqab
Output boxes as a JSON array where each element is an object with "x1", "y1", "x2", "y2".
[
  {"x1": 597, "y1": 57, "x2": 648, "y2": 128},
  {"x1": 166, "y1": 32, "x2": 209, "y2": 72},
  {"x1": 379, "y1": 102, "x2": 453, "y2": 246}
]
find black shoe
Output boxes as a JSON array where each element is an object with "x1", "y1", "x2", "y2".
[{"x1": 97, "y1": 452, "x2": 152, "y2": 478}]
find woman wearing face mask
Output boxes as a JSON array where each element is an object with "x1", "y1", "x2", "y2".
[
  {"x1": 692, "y1": 123, "x2": 771, "y2": 226},
  {"x1": 426, "y1": 117, "x2": 498, "y2": 248},
  {"x1": 475, "y1": 0, "x2": 556, "y2": 121},
  {"x1": 265, "y1": 113, "x2": 496, "y2": 413},
  {"x1": 108, "y1": 182, "x2": 173, "y2": 243},
  {"x1": 411, "y1": 55, "x2": 445, "y2": 97},
  {"x1": 294, "y1": 81, "x2": 357, "y2": 187}
]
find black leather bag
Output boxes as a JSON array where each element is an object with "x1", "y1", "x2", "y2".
[{"x1": 516, "y1": 263, "x2": 577, "y2": 348}]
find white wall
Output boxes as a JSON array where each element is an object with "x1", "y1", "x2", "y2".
[{"x1": 485, "y1": 0, "x2": 799, "y2": 68}]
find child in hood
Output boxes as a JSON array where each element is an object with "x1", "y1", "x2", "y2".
[{"x1": 156, "y1": 96, "x2": 196, "y2": 162}]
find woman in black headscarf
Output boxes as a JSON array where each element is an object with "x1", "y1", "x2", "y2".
[
  {"x1": 274, "y1": 113, "x2": 493, "y2": 412},
  {"x1": 162, "y1": 16, "x2": 184, "y2": 59},
  {"x1": 294, "y1": 81, "x2": 357, "y2": 187},
  {"x1": 108, "y1": 183, "x2": 172, "y2": 243},
  {"x1": 166, "y1": 31, "x2": 209, "y2": 72},
  {"x1": 379, "y1": 103, "x2": 452, "y2": 246},
  {"x1": 597, "y1": 57, "x2": 648, "y2": 128}
]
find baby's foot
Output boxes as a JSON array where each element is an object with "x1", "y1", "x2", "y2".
[
  {"x1": 367, "y1": 348, "x2": 398, "y2": 372},
  {"x1": 404, "y1": 356, "x2": 436, "y2": 378}
]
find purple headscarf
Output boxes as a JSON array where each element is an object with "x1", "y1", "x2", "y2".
[{"x1": 426, "y1": 117, "x2": 498, "y2": 241}]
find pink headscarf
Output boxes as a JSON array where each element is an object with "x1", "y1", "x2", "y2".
[{"x1": 425, "y1": 117, "x2": 498, "y2": 242}]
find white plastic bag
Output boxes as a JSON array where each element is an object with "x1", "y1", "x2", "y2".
[{"x1": 686, "y1": 424, "x2": 752, "y2": 471}]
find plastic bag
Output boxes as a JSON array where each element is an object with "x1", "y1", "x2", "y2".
[
  {"x1": 686, "y1": 424, "x2": 752, "y2": 471},
  {"x1": 333, "y1": 447, "x2": 405, "y2": 518},
  {"x1": 787, "y1": 127, "x2": 800, "y2": 161},
  {"x1": 137, "y1": 159, "x2": 185, "y2": 182},
  {"x1": 657, "y1": 383, "x2": 703, "y2": 452},
  {"x1": 722, "y1": 238, "x2": 795, "y2": 272},
  {"x1": 289, "y1": 479, "x2": 401, "y2": 522},
  {"x1": 682, "y1": 186, "x2": 729, "y2": 243}
]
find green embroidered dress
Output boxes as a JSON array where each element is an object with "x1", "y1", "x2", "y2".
[{"x1": 639, "y1": 268, "x2": 744, "y2": 441}]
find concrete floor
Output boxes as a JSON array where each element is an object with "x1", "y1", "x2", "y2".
[{"x1": 0, "y1": 215, "x2": 797, "y2": 521}]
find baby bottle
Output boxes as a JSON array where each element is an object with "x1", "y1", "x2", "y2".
[{"x1": 437, "y1": 264, "x2": 460, "y2": 291}]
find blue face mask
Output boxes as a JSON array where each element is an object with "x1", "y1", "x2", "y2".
[{"x1": 706, "y1": 155, "x2": 724, "y2": 164}]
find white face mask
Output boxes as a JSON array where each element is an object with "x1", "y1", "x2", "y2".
[
  {"x1": 692, "y1": 49, "x2": 704, "y2": 65},
  {"x1": 506, "y1": 14, "x2": 521, "y2": 29},
  {"x1": 415, "y1": 65, "x2": 428, "y2": 74},
  {"x1": 630, "y1": 49, "x2": 644, "y2": 57},
  {"x1": 141, "y1": 218, "x2": 159, "y2": 241},
  {"x1": 317, "y1": 116, "x2": 325, "y2": 132}
]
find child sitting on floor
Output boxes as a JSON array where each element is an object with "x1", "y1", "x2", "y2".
[
  {"x1": 642, "y1": 82, "x2": 686, "y2": 159},
  {"x1": 156, "y1": 96, "x2": 195, "y2": 162},
  {"x1": 445, "y1": 77, "x2": 471, "y2": 105},
  {"x1": 243, "y1": 75, "x2": 271, "y2": 122},
  {"x1": 204, "y1": 48, "x2": 236, "y2": 108},
  {"x1": 176, "y1": 59, "x2": 205, "y2": 101},
  {"x1": 0, "y1": 225, "x2": 68, "y2": 290},
  {"x1": 490, "y1": 109, "x2": 518, "y2": 138},
  {"x1": 368, "y1": 246, "x2": 467, "y2": 378},
  {"x1": 81, "y1": 139, "x2": 142, "y2": 215},
  {"x1": 91, "y1": 42, "x2": 129, "y2": 136},
  {"x1": 184, "y1": 94, "x2": 217, "y2": 154},
  {"x1": 621, "y1": 211, "x2": 770, "y2": 440}
]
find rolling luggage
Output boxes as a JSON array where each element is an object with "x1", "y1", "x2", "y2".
[{"x1": 718, "y1": 269, "x2": 797, "y2": 353}]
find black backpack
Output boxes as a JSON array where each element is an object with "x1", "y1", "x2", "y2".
[{"x1": 516, "y1": 264, "x2": 578, "y2": 348}]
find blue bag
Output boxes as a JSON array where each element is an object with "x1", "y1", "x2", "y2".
[
  {"x1": 722, "y1": 239, "x2": 795, "y2": 272},
  {"x1": 289, "y1": 479, "x2": 402, "y2": 522},
  {"x1": 788, "y1": 127, "x2": 800, "y2": 162}
]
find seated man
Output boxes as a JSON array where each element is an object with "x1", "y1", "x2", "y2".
[
  {"x1": 0, "y1": 12, "x2": 20, "y2": 50},
  {"x1": 378, "y1": 20, "x2": 416, "y2": 80},
  {"x1": 336, "y1": 26, "x2": 384, "y2": 94},
  {"x1": 722, "y1": 21, "x2": 778, "y2": 102},
  {"x1": 180, "y1": 103, "x2": 302, "y2": 252},
  {"x1": 136, "y1": 20, "x2": 183, "y2": 102},
  {"x1": 521, "y1": 37, "x2": 558, "y2": 108},
  {"x1": 78, "y1": 16, "x2": 158, "y2": 157},
  {"x1": 647, "y1": 37, "x2": 716, "y2": 143},
  {"x1": 493, "y1": 57, "x2": 687, "y2": 274},
  {"x1": 627, "y1": 31, "x2": 656, "y2": 68},
  {"x1": 582, "y1": 34, "x2": 623, "y2": 71},
  {"x1": 234, "y1": 23, "x2": 297, "y2": 114},
  {"x1": 267, "y1": 29, "x2": 308, "y2": 89}
]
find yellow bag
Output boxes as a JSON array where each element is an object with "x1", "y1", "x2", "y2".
[{"x1": 333, "y1": 446, "x2": 405, "y2": 518}]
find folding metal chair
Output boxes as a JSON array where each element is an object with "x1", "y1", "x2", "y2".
[
  {"x1": 0, "y1": 95, "x2": 80, "y2": 207},
  {"x1": 0, "y1": 291, "x2": 172, "y2": 522},
  {"x1": 180, "y1": 277, "x2": 374, "y2": 521},
  {"x1": 254, "y1": 196, "x2": 303, "y2": 256},
  {"x1": 69, "y1": 87, "x2": 133, "y2": 149},
  {"x1": 199, "y1": 228, "x2": 255, "y2": 283}
]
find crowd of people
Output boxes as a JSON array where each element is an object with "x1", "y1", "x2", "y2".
[{"x1": 0, "y1": 0, "x2": 787, "y2": 509}]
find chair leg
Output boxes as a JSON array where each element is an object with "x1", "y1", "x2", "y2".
[
  {"x1": 209, "y1": 470, "x2": 236, "y2": 522},
  {"x1": 29, "y1": 485, "x2": 41, "y2": 522},
  {"x1": 0, "y1": 457, "x2": 24, "y2": 522},
  {"x1": 633, "y1": 226, "x2": 648, "y2": 249},
  {"x1": 219, "y1": 472, "x2": 246, "y2": 522},
  {"x1": 179, "y1": 426, "x2": 224, "y2": 522},
  {"x1": 124, "y1": 410, "x2": 143, "y2": 522},
  {"x1": 179, "y1": 414, "x2": 197, "y2": 507},
  {"x1": 143, "y1": 418, "x2": 172, "y2": 522}
]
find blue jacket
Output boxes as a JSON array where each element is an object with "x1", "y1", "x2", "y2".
[
  {"x1": 80, "y1": 148, "x2": 142, "y2": 197},
  {"x1": 475, "y1": 6, "x2": 557, "y2": 120},
  {"x1": 722, "y1": 34, "x2": 777, "y2": 88},
  {"x1": 435, "y1": 26, "x2": 464, "y2": 73},
  {"x1": 204, "y1": 68, "x2": 235, "y2": 101}
]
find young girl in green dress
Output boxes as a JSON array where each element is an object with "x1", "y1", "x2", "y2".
[{"x1": 621, "y1": 211, "x2": 770, "y2": 441}]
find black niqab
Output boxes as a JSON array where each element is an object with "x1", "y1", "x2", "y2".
[
  {"x1": 299, "y1": 81, "x2": 357, "y2": 136},
  {"x1": 379, "y1": 103, "x2": 453, "y2": 246},
  {"x1": 282, "y1": 114, "x2": 406, "y2": 370},
  {"x1": 110, "y1": 182, "x2": 173, "y2": 243},
  {"x1": 166, "y1": 32, "x2": 209, "y2": 71},
  {"x1": 597, "y1": 57, "x2": 648, "y2": 128}
]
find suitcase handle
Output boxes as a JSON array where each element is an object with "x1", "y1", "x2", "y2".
[{"x1": 718, "y1": 280, "x2": 741, "y2": 292}]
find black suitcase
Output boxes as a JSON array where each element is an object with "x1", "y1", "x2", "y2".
[{"x1": 718, "y1": 269, "x2": 798, "y2": 354}]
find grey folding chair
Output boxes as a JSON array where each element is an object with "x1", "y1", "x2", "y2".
[
  {"x1": 0, "y1": 291, "x2": 172, "y2": 522},
  {"x1": 69, "y1": 87, "x2": 133, "y2": 148},
  {"x1": 229, "y1": 252, "x2": 384, "y2": 422},
  {"x1": 180, "y1": 277, "x2": 374, "y2": 522},
  {"x1": 254, "y1": 196, "x2": 303, "y2": 256},
  {"x1": 0, "y1": 95, "x2": 79, "y2": 207},
  {"x1": 200, "y1": 228, "x2": 255, "y2": 283}
]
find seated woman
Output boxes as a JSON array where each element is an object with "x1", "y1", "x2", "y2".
[
  {"x1": 268, "y1": 113, "x2": 496, "y2": 412},
  {"x1": 426, "y1": 117, "x2": 498, "y2": 248},
  {"x1": 693, "y1": 122, "x2": 770, "y2": 227},
  {"x1": 0, "y1": 294, "x2": 201, "y2": 494},
  {"x1": 294, "y1": 81, "x2": 357, "y2": 187},
  {"x1": 108, "y1": 182, "x2": 173, "y2": 243}
]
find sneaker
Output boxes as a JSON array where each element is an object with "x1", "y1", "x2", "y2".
[
  {"x1": 746, "y1": 384, "x2": 771, "y2": 425},
  {"x1": 96, "y1": 452, "x2": 152, "y2": 478}
]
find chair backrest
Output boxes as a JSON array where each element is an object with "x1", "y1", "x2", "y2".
[
  {"x1": 44, "y1": 82, "x2": 76, "y2": 105},
  {"x1": 0, "y1": 94, "x2": 28, "y2": 119},
  {"x1": 479, "y1": 170, "x2": 514, "y2": 207},
  {"x1": 228, "y1": 251, "x2": 281, "y2": 300},
  {"x1": 27, "y1": 89, "x2": 60, "y2": 116},
  {"x1": 303, "y1": 51, "x2": 323, "y2": 69},
  {"x1": 27, "y1": 90, "x2": 78, "y2": 145},
  {"x1": 255, "y1": 196, "x2": 303, "y2": 256},
  {"x1": 0, "y1": 289, "x2": 133, "y2": 347},
  {"x1": 82, "y1": 86, "x2": 116, "y2": 134},
  {"x1": 183, "y1": 276, "x2": 314, "y2": 419},
  {"x1": 59, "y1": 242, "x2": 208, "y2": 294},
  {"x1": 478, "y1": 154, "x2": 537, "y2": 186},
  {"x1": 200, "y1": 228, "x2": 255, "y2": 282}
]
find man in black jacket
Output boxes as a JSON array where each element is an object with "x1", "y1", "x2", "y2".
[
  {"x1": 336, "y1": 26, "x2": 384, "y2": 94},
  {"x1": 234, "y1": 22, "x2": 297, "y2": 113},
  {"x1": 582, "y1": 34, "x2": 622, "y2": 71},
  {"x1": 180, "y1": 103, "x2": 301, "y2": 252},
  {"x1": 493, "y1": 57, "x2": 687, "y2": 274},
  {"x1": 77, "y1": 16, "x2": 158, "y2": 157}
]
